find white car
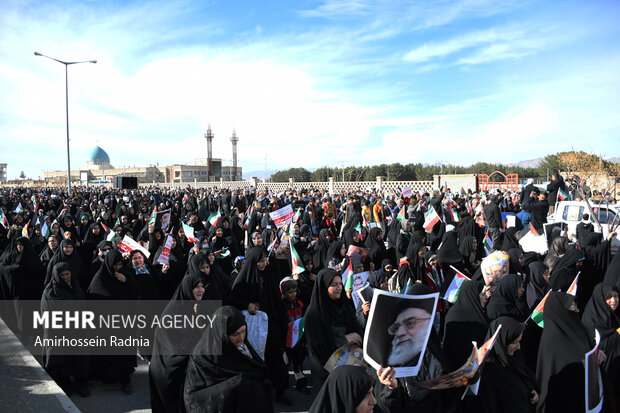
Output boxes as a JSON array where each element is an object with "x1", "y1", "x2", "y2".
[{"x1": 547, "y1": 201, "x2": 620, "y2": 255}]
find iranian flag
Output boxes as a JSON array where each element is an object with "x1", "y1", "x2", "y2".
[
  {"x1": 182, "y1": 222, "x2": 199, "y2": 243},
  {"x1": 32, "y1": 196, "x2": 38, "y2": 211},
  {"x1": 286, "y1": 318, "x2": 305, "y2": 348},
  {"x1": 208, "y1": 209, "x2": 221, "y2": 227},
  {"x1": 423, "y1": 206, "x2": 440, "y2": 231},
  {"x1": 0, "y1": 209, "x2": 8, "y2": 228},
  {"x1": 557, "y1": 187, "x2": 568, "y2": 201},
  {"x1": 14, "y1": 203, "x2": 23, "y2": 213},
  {"x1": 443, "y1": 266, "x2": 471, "y2": 303},
  {"x1": 450, "y1": 208, "x2": 460, "y2": 223},
  {"x1": 482, "y1": 231, "x2": 493, "y2": 255},
  {"x1": 567, "y1": 271, "x2": 580, "y2": 296},
  {"x1": 290, "y1": 243, "x2": 305, "y2": 276},
  {"x1": 363, "y1": 216, "x2": 370, "y2": 230},
  {"x1": 267, "y1": 238, "x2": 278, "y2": 254},
  {"x1": 529, "y1": 290, "x2": 551, "y2": 328},
  {"x1": 354, "y1": 222, "x2": 362, "y2": 235},
  {"x1": 21, "y1": 222, "x2": 30, "y2": 238}
]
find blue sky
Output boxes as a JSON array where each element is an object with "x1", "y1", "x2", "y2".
[{"x1": 1, "y1": 0, "x2": 619, "y2": 180}]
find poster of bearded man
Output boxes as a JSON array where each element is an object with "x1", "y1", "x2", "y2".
[{"x1": 363, "y1": 289, "x2": 438, "y2": 378}]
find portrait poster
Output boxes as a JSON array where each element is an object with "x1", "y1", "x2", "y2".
[{"x1": 363, "y1": 290, "x2": 438, "y2": 378}]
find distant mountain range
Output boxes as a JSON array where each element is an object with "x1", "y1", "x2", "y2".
[{"x1": 507, "y1": 158, "x2": 544, "y2": 168}]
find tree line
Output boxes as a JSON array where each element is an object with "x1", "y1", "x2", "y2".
[{"x1": 267, "y1": 152, "x2": 619, "y2": 183}]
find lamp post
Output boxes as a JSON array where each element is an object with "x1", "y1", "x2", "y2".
[{"x1": 34, "y1": 52, "x2": 96, "y2": 195}]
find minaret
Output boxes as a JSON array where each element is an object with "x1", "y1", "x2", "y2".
[
  {"x1": 204, "y1": 124, "x2": 214, "y2": 177},
  {"x1": 230, "y1": 129, "x2": 239, "y2": 181}
]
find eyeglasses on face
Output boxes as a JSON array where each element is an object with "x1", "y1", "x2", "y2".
[{"x1": 388, "y1": 316, "x2": 431, "y2": 335}]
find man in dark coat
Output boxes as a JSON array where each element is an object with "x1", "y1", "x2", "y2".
[
  {"x1": 520, "y1": 179, "x2": 539, "y2": 211},
  {"x1": 546, "y1": 172, "x2": 567, "y2": 213},
  {"x1": 484, "y1": 195, "x2": 503, "y2": 250},
  {"x1": 524, "y1": 191, "x2": 549, "y2": 231}
]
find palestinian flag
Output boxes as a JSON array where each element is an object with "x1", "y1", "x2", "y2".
[
  {"x1": 114, "y1": 218, "x2": 120, "y2": 228},
  {"x1": 342, "y1": 262, "x2": 354, "y2": 291},
  {"x1": 107, "y1": 228, "x2": 119, "y2": 242},
  {"x1": 182, "y1": 222, "x2": 199, "y2": 243},
  {"x1": 14, "y1": 203, "x2": 23, "y2": 214},
  {"x1": 286, "y1": 318, "x2": 304, "y2": 348},
  {"x1": 567, "y1": 271, "x2": 580, "y2": 296},
  {"x1": 443, "y1": 266, "x2": 471, "y2": 303},
  {"x1": 423, "y1": 206, "x2": 440, "y2": 231},
  {"x1": 0, "y1": 209, "x2": 8, "y2": 228},
  {"x1": 183, "y1": 193, "x2": 189, "y2": 202},
  {"x1": 400, "y1": 279, "x2": 413, "y2": 295},
  {"x1": 100, "y1": 222, "x2": 110, "y2": 233},
  {"x1": 397, "y1": 206, "x2": 406, "y2": 221},
  {"x1": 529, "y1": 223, "x2": 540, "y2": 236},
  {"x1": 530, "y1": 290, "x2": 551, "y2": 328},
  {"x1": 41, "y1": 221, "x2": 51, "y2": 239},
  {"x1": 557, "y1": 187, "x2": 568, "y2": 201},
  {"x1": 208, "y1": 209, "x2": 221, "y2": 227},
  {"x1": 290, "y1": 243, "x2": 305, "y2": 275},
  {"x1": 21, "y1": 222, "x2": 30, "y2": 238},
  {"x1": 482, "y1": 231, "x2": 493, "y2": 255},
  {"x1": 148, "y1": 206, "x2": 158, "y2": 226}
]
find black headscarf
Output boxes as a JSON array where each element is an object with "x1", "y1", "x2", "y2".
[
  {"x1": 582, "y1": 232, "x2": 610, "y2": 271},
  {"x1": 525, "y1": 261, "x2": 549, "y2": 310},
  {"x1": 501, "y1": 227, "x2": 521, "y2": 252},
  {"x1": 87, "y1": 250, "x2": 140, "y2": 300},
  {"x1": 365, "y1": 227, "x2": 386, "y2": 269},
  {"x1": 543, "y1": 236, "x2": 569, "y2": 273},
  {"x1": 42, "y1": 262, "x2": 86, "y2": 301},
  {"x1": 536, "y1": 291, "x2": 591, "y2": 412},
  {"x1": 325, "y1": 241, "x2": 345, "y2": 268},
  {"x1": 603, "y1": 249, "x2": 620, "y2": 287},
  {"x1": 187, "y1": 253, "x2": 227, "y2": 301},
  {"x1": 436, "y1": 231, "x2": 463, "y2": 266},
  {"x1": 229, "y1": 247, "x2": 286, "y2": 324},
  {"x1": 506, "y1": 248, "x2": 525, "y2": 275},
  {"x1": 581, "y1": 283, "x2": 620, "y2": 344},
  {"x1": 312, "y1": 229, "x2": 332, "y2": 271},
  {"x1": 39, "y1": 234, "x2": 62, "y2": 268},
  {"x1": 309, "y1": 365, "x2": 373, "y2": 413},
  {"x1": 183, "y1": 306, "x2": 272, "y2": 413},
  {"x1": 45, "y1": 239, "x2": 86, "y2": 289},
  {"x1": 458, "y1": 235, "x2": 476, "y2": 266},
  {"x1": 442, "y1": 280, "x2": 489, "y2": 368},
  {"x1": 548, "y1": 246, "x2": 584, "y2": 291},
  {"x1": 478, "y1": 317, "x2": 537, "y2": 413},
  {"x1": 486, "y1": 274, "x2": 528, "y2": 321},
  {"x1": 304, "y1": 268, "x2": 360, "y2": 367}
]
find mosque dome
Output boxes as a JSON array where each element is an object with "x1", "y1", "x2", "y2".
[{"x1": 90, "y1": 146, "x2": 110, "y2": 164}]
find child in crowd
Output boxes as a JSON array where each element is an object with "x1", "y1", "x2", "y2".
[{"x1": 279, "y1": 277, "x2": 309, "y2": 393}]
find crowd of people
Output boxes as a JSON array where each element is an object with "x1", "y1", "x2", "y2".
[{"x1": 0, "y1": 174, "x2": 618, "y2": 413}]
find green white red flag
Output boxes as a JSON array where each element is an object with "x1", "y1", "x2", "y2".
[
  {"x1": 182, "y1": 222, "x2": 199, "y2": 243},
  {"x1": 423, "y1": 206, "x2": 440, "y2": 231},
  {"x1": 290, "y1": 242, "x2": 305, "y2": 276},
  {"x1": 286, "y1": 318, "x2": 304, "y2": 348},
  {"x1": 557, "y1": 187, "x2": 568, "y2": 201},
  {"x1": 208, "y1": 209, "x2": 221, "y2": 227},
  {"x1": 21, "y1": 222, "x2": 30, "y2": 238},
  {"x1": 0, "y1": 209, "x2": 8, "y2": 228}
]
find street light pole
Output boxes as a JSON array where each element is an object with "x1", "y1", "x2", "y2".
[{"x1": 34, "y1": 52, "x2": 96, "y2": 195}]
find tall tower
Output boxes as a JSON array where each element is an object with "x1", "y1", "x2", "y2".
[
  {"x1": 230, "y1": 129, "x2": 239, "y2": 181},
  {"x1": 204, "y1": 124, "x2": 214, "y2": 177}
]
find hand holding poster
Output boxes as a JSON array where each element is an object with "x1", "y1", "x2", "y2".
[
  {"x1": 269, "y1": 204, "x2": 294, "y2": 229},
  {"x1": 347, "y1": 245, "x2": 370, "y2": 261},
  {"x1": 157, "y1": 235, "x2": 174, "y2": 265},
  {"x1": 151, "y1": 208, "x2": 172, "y2": 231},
  {"x1": 363, "y1": 290, "x2": 438, "y2": 378},
  {"x1": 119, "y1": 235, "x2": 151, "y2": 258},
  {"x1": 349, "y1": 271, "x2": 369, "y2": 310}
]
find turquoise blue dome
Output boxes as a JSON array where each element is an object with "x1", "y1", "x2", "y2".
[{"x1": 90, "y1": 146, "x2": 110, "y2": 163}]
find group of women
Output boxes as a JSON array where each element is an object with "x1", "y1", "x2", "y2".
[{"x1": 0, "y1": 185, "x2": 619, "y2": 413}]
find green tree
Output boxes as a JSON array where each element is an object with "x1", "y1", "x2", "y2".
[{"x1": 269, "y1": 167, "x2": 311, "y2": 182}]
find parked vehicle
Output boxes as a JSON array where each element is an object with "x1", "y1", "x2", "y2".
[{"x1": 547, "y1": 200, "x2": 620, "y2": 255}]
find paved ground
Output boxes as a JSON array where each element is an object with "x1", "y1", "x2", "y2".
[
  {"x1": 1, "y1": 316, "x2": 317, "y2": 413},
  {"x1": 0, "y1": 317, "x2": 79, "y2": 413},
  {"x1": 70, "y1": 359, "x2": 317, "y2": 413}
]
